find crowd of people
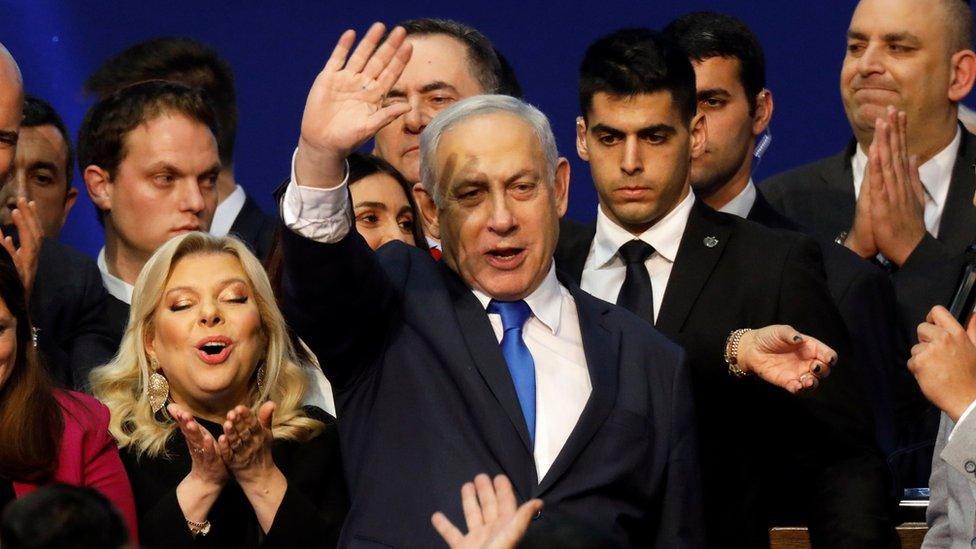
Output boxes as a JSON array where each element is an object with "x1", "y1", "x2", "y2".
[{"x1": 0, "y1": 0, "x2": 975, "y2": 547}]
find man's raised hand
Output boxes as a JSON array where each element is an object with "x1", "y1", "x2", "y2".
[{"x1": 295, "y1": 23, "x2": 413, "y2": 189}]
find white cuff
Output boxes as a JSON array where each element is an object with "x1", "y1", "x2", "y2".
[
  {"x1": 948, "y1": 398, "x2": 976, "y2": 441},
  {"x1": 281, "y1": 148, "x2": 353, "y2": 243}
]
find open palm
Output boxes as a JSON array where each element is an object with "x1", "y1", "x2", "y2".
[
  {"x1": 432, "y1": 474, "x2": 542, "y2": 549},
  {"x1": 299, "y1": 23, "x2": 413, "y2": 162}
]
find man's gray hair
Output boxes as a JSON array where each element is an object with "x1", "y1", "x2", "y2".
[{"x1": 419, "y1": 94, "x2": 559, "y2": 207}]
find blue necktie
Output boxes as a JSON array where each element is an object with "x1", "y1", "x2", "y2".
[{"x1": 487, "y1": 299, "x2": 537, "y2": 445}]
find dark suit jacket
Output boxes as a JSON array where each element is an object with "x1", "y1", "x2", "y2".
[
  {"x1": 760, "y1": 130, "x2": 976, "y2": 335},
  {"x1": 229, "y1": 193, "x2": 275, "y2": 261},
  {"x1": 30, "y1": 239, "x2": 117, "y2": 389},
  {"x1": 281, "y1": 226, "x2": 704, "y2": 548},
  {"x1": 555, "y1": 202, "x2": 895, "y2": 548},
  {"x1": 103, "y1": 294, "x2": 129, "y2": 354},
  {"x1": 748, "y1": 193, "x2": 909, "y2": 459}
]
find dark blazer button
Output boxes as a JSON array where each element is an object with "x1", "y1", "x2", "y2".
[
  {"x1": 970, "y1": 536, "x2": 976, "y2": 549},
  {"x1": 966, "y1": 460, "x2": 976, "y2": 473},
  {"x1": 532, "y1": 509, "x2": 542, "y2": 520}
]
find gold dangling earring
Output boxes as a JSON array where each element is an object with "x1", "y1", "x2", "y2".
[
  {"x1": 147, "y1": 356, "x2": 170, "y2": 414},
  {"x1": 256, "y1": 362, "x2": 266, "y2": 394}
]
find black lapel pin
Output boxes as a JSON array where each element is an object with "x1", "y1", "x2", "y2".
[{"x1": 703, "y1": 236, "x2": 719, "y2": 248}]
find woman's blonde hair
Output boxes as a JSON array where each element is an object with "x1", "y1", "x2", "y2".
[{"x1": 91, "y1": 232, "x2": 322, "y2": 458}]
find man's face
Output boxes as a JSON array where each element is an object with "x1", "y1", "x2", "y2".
[
  {"x1": 0, "y1": 52, "x2": 21, "y2": 184},
  {"x1": 89, "y1": 113, "x2": 219, "y2": 261},
  {"x1": 2, "y1": 124, "x2": 76, "y2": 236},
  {"x1": 690, "y1": 56, "x2": 763, "y2": 195},
  {"x1": 577, "y1": 91, "x2": 703, "y2": 234},
  {"x1": 841, "y1": 0, "x2": 955, "y2": 141},
  {"x1": 375, "y1": 34, "x2": 485, "y2": 183},
  {"x1": 429, "y1": 112, "x2": 568, "y2": 301}
]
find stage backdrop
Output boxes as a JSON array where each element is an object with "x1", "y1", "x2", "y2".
[{"x1": 0, "y1": 0, "x2": 943, "y2": 256}]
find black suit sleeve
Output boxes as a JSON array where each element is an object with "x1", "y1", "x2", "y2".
[
  {"x1": 894, "y1": 234, "x2": 967, "y2": 338},
  {"x1": 64, "y1": 260, "x2": 118, "y2": 388},
  {"x1": 30, "y1": 243, "x2": 117, "y2": 389},
  {"x1": 280, "y1": 224, "x2": 397, "y2": 392},
  {"x1": 772, "y1": 237, "x2": 895, "y2": 547},
  {"x1": 658, "y1": 348, "x2": 706, "y2": 547}
]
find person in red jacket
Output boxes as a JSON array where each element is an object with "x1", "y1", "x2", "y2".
[{"x1": 0, "y1": 241, "x2": 137, "y2": 542}]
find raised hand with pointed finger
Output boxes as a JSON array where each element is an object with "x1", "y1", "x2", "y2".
[{"x1": 295, "y1": 23, "x2": 414, "y2": 190}]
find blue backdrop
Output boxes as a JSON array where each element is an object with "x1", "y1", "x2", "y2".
[{"x1": 0, "y1": 0, "x2": 899, "y2": 257}]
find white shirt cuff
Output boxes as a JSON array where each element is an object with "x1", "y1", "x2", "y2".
[
  {"x1": 949, "y1": 398, "x2": 976, "y2": 441},
  {"x1": 281, "y1": 147, "x2": 353, "y2": 243}
]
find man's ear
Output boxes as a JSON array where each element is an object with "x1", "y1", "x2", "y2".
[
  {"x1": 59, "y1": 187, "x2": 78, "y2": 230},
  {"x1": 575, "y1": 116, "x2": 590, "y2": 161},
  {"x1": 413, "y1": 182, "x2": 440, "y2": 240},
  {"x1": 553, "y1": 157, "x2": 571, "y2": 218},
  {"x1": 84, "y1": 165, "x2": 113, "y2": 216},
  {"x1": 690, "y1": 112, "x2": 707, "y2": 160},
  {"x1": 949, "y1": 49, "x2": 976, "y2": 102},
  {"x1": 752, "y1": 89, "x2": 774, "y2": 136}
]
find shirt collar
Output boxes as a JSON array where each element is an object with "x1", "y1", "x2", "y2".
[
  {"x1": 97, "y1": 247, "x2": 134, "y2": 305},
  {"x1": 471, "y1": 263, "x2": 563, "y2": 335},
  {"x1": 851, "y1": 126, "x2": 960, "y2": 209},
  {"x1": 718, "y1": 179, "x2": 757, "y2": 219},
  {"x1": 591, "y1": 190, "x2": 695, "y2": 269},
  {"x1": 209, "y1": 184, "x2": 247, "y2": 238}
]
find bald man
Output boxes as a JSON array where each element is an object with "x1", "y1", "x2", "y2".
[
  {"x1": 0, "y1": 43, "x2": 116, "y2": 388},
  {"x1": 761, "y1": 0, "x2": 976, "y2": 489},
  {"x1": 0, "y1": 45, "x2": 23, "y2": 181}
]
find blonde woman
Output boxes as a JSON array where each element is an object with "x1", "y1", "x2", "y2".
[{"x1": 91, "y1": 232, "x2": 347, "y2": 548}]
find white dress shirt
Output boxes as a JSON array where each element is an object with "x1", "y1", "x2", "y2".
[
  {"x1": 473, "y1": 267, "x2": 591, "y2": 480},
  {"x1": 282, "y1": 151, "x2": 592, "y2": 480},
  {"x1": 209, "y1": 184, "x2": 247, "y2": 238},
  {"x1": 581, "y1": 191, "x2": 695, "y2": 323},
  {"x1": 718, "y1": 179, "x2": 757, "y2": 219},
  {"x1": 851, "y1": 127, "x2": 960, "y2": 239},
  {"x1": 97, "y1": 248, "x2": 134, "y2": 305}
]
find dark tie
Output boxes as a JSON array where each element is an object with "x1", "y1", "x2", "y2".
[
  {"x1": 616, "y1": 240, "x2": 656, "y2": 323},
  {"x1": 487, "y1": 299, "x2": 537, "y2": 444}
]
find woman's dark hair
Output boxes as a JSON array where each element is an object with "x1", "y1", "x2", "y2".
[
  {"x1": 347, "y1": 152, "x2": 427, "y2": 247},
  {"x1": 0, "y1": 246, "x2": 62, "y2": 482}
]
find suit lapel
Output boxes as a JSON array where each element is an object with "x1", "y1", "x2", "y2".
[
  {"x1": 935, "y1": 127, "x2": 976, "y2": 252},
  {"x1": 534, "y1": 280, "x2": 619, "y2": 496},
  {"x1": 655, "y1": 201, "x2": 732, "y2": 335},
  {"x1": 818, "y1": 141, "x2": 858, "y2": 230},
  {"x1": 439, "y1": 263, "x2": 536, "y2": 457},
  {"x1": 554, "y1": 218, "x2": 595, "y2": 286}
]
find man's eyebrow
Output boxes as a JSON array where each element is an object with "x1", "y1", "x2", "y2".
[
  {"x1": 354, "y1": 201, "x2": 388, "y2": 211},
  {"x1": 589, "y1": 123, "x2": 625, "y2": 135},
  {"x1": 419, "y1": 81, "x2": 459, "y2": 95},
  {"x1": 386, "y1": 81, "x2": 460, "y2": 100},
  {"x1": 698, "y1": 88, "x2": 731, "y2": 100},
  {"x1": 504, "y1": 168, "x2": 539, "y2": 184},
  {"x1": 27, "y1": 160, "x2": 60, "y2": 173},
  {"x1": 0, "y1": 130, "x2": 18, "y2": 144},
  {"x1": 882, "y1": 31, "x2": 921, "y2": 44},
  {"x1": 636, "y1": 124, "x2": 677, "y2": 138},
  {"x1": 847, "y1": 30, "x2": 869, "y2": 41}
]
